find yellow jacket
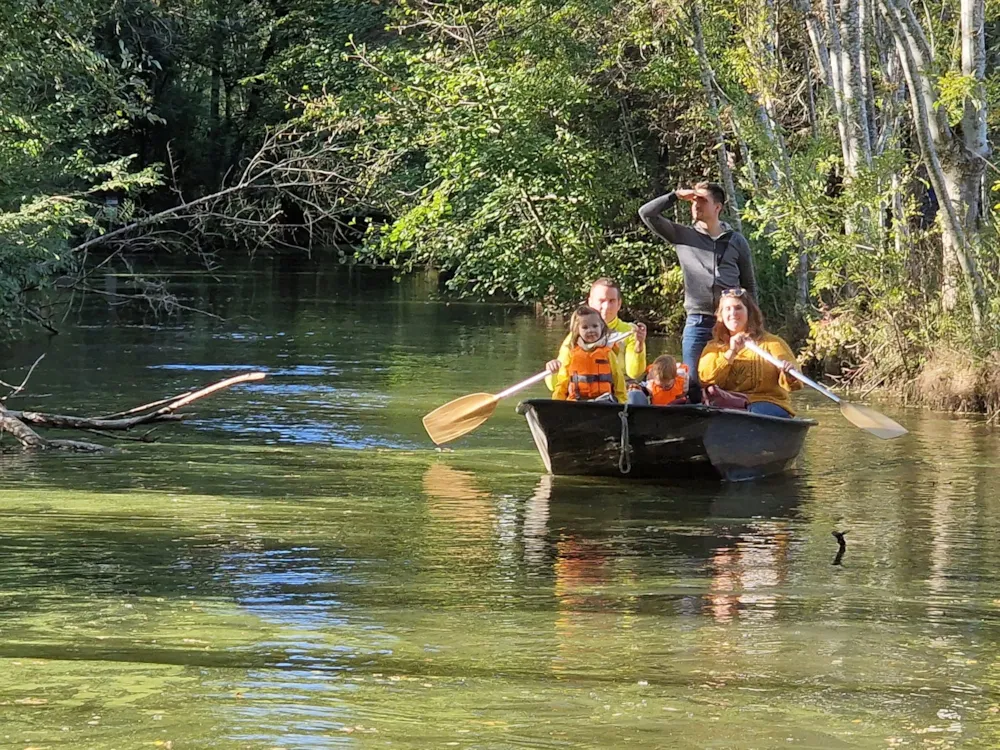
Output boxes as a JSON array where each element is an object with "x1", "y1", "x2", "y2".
[
  {"x1": 698, "y1": 332, "x2": 803, "y2": 415},
  {"x1": 545, "y1": 317, "x2": 646, "y2": 391},
  {"x1": 552, "y1": 342, "x2": 627, "y2": 403}
]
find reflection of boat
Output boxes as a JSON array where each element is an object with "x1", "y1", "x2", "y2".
[
  {"x1": 521, "y1": 473, "x2": 800, "y2": 629},
  {"x1": 516, "y1": 400, "x2": 815, "y2": 481}
]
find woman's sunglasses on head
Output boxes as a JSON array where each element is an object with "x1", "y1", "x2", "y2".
[{"x1": 721, "y1": 287, "x2": 747, "y2": 298}]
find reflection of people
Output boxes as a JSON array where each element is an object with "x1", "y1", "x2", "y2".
[
  {"x1": 638, "y1": 183, "x2": 756, "y2": 403},
  {"x1": 523, "y1": 474, "x2": 553, "y2": 569},
  {"x1": 550, "y1": 306, "x2": 627, "y2": 403},
  {"x1": 545, "y1": 278, "x2": 647, "y2": 390},
  {"x1": 697, "y1": 288, "x2": 801, "y2": 418},
  {"x1": 708, "y1": 525, "x2": 789, "y2": 624},
  {"x1": 553, "y1": 536, "x2": 615, "y2": 673}
]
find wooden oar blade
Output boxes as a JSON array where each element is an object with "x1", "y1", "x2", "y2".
[
  {"x1": 840, "y1": 402, "x2": 907, "y2": 440},
  {"x1": 422, "y1": 393, "x2": 499, "y2": 445}
]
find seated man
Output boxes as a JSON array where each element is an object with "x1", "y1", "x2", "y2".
[{"x1": 545, "y1": 278, "x2": 647, "y2": 403}]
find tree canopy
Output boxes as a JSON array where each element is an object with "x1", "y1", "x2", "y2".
[{"x1": 2, "y1": 0, "x2": 1000, "y2": 390}]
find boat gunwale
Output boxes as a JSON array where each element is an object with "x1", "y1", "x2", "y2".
[{"x1": 516, "y1": 399, "x2": 818, "y2": 428}]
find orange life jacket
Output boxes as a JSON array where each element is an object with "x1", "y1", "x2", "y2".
[
  {"x1": 647, "y1": 363, "x2": 689, "y2": 405},
  {"x1": 567, "y1": 345, "x2": 615, "y2": 401}
]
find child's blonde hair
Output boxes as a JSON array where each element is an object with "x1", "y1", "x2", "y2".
[
  {"x1": 648, "y1": 354, "x2": 678, "y2": 384},
  {"x1": 568, "y1": 305, "x2": 608, "y2": 345}
]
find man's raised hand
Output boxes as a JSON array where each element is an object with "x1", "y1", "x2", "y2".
[{"x1": 634, "y1": 322, "x2": 647, "y2": 351}]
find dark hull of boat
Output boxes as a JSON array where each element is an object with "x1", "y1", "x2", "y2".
[{"x1": 516, "y1": 400, "x2": 815, "y2": 482}]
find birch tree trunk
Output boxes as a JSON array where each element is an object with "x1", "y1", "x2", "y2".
[
  {"x1": 745, "y1": 0, "x2": 812, "y2": 314},
  {"x1": 858, "y1": 0, "x2": 878, "y2": 155},
  {"x1": 876, "y1": 0, "x2": 986, "y2": 324},
  {"x1": 821, "y1": 0, "x2": 855, "y2": 170},
  {"x1": 958, "y1": 0, "x2": 990, "y2": 233},
  {"x1": 798, "y1": 0, "x2": 872, "y2": 178},
  {"x1": 839, "y1": 0, "x2": 873, "y2": 170},
  {"x1": 794, "y1": 0, "x2": 834, "y2": 90},
  {"x1": 691, "y1": 1, "x2": 742, "y2": 231}
]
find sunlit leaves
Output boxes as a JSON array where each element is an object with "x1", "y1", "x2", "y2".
[
  {"x1": 935, "y1": 71, "x2": 983, "y2": 126},
  {"x1": 310, "y1": 0, "x2": 664, "y2": 311}
]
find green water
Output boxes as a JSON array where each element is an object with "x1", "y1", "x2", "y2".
[{"x1": 1, "y1": 262, "x2": 999, "y2": 749}]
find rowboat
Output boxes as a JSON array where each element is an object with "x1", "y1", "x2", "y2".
[{"x1": 515, "y1": 399, "x2": 815, "y2": 481}]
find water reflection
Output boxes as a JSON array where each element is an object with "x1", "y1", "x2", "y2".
[
  {"x1": 517, "y1": 473, "x2": 805, "y2": 627},
  {"x1": 3, "y1": 264, "x2": 1000, "y2": 748},
  {"x1": 707, "y1": 523, "x2": 790, "y2": 624},
  {"x1": 523, "y1": 474, "x2": 552, "y2": 568},
  {"x1": 421, "y1": 463, "x2": 495, "y2": 542}
]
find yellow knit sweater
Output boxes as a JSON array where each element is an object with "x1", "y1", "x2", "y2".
[{"x1": 697, "y1": 332, "x2": 802, "y2": 415}]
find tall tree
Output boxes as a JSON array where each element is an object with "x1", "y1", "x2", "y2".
[
  {"x1": 689, "y1": 1, "x2": 743, "y2": 230},
  {"x1": 876, "y1": 0, "x2": 987, "y2": 323}
]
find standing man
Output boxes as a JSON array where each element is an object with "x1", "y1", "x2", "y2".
[
  {"x1": 545, "y1": 277, "x2": 647, "y2": 394},
  {"x1": 638, "y1": 182, "x2": 756, "y2": 403}
]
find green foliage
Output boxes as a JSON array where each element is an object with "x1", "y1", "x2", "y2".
[
  {"x1": 4, "y1": 0, "x2": 1000, "y2": 415},
  {"x1": 936, "y1": 71, "x2": 982, "y2": 126},
  {"x1": 0, "y1": 0, "x2": 167, "y2": 325},
  {"x1": 298, "y1": 0, "x2": 671, "y2": 312}
]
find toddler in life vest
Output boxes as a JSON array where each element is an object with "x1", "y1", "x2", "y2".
[
  {"x1": 549, "y1": 306, "x2": 627, "y2": 402},
  {"x1": 641, "y1": 354, "x2": 689, "y2": 406}
]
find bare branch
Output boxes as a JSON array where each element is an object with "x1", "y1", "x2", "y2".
[{"x1": 1, "y1": 354, "x2": 46, "y2": 403}]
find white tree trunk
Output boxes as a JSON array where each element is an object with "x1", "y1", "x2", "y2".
[
  {"x1": 691, "y1": 2, "x2": 742, "y2": 231},
  {"x1": 823, "y1": 0, "x2": 855, "y2": 170},
  {"x1": 859, "y1": 0, "x2": 879, "y2": 152},
  {"x1": 839, "y1": 0, "x2": 873, "y2": 169},
  {"x1": 748, "y1": 0, "x2": 811, "y2": 314},
  {"x1": 877, "y1": 0, "x2": 985, "y2": 323},
  {"x1": 961, "y1": 0, "x2": 989, "y2": 164},
  {"x1": 795, "y1": 0, "x2": 834, "y2": 90}
]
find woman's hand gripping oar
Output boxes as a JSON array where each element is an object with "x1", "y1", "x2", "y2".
[
  {"x1": 743, "y1": 340, "x2": 907, "y2": 439},
  {"x1": 422, "y1": 330, "x2": 634, "y2": 445}
]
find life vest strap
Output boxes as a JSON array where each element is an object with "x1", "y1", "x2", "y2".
[{"x1": 570, "y1": 373, "x2": 613, "y2": 383}]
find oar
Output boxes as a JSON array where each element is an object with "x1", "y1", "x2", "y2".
[
  {"x1": 744, "y1": 340, "x2": 907, "y2": 440},
  {"x1": 423, "y1": 331, "x2": 633, "y2": 445}
]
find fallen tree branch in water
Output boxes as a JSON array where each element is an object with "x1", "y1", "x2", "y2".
[
  {"x1": 0, "y1": 371, "x2": 266, "y2": 452},
  {"x1": 85, "y1": 427, "x2": 160, "y2": 443}
]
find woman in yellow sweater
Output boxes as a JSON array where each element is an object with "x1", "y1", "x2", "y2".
[{"x1": 697, "y1": 288, "x2": 802, "y2": 417}]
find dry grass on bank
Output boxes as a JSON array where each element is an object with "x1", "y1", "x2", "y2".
[{"x1": 912, "y1": 349, "x2": 1000, "y2": 419}]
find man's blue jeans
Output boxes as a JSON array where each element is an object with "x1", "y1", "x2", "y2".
[{"x1": 682, "y1": 314, "x2": 716, "y2": 404}]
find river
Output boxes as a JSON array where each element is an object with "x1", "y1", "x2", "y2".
[{"x1": 0, "y1": 261, "x2": 996, "y2": 749}]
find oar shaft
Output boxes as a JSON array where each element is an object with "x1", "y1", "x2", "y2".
[
  {"x1": 743, "y1": 340, "x2": 841, "y2": 404},
  {"x1": 495, "y1": 370, "x2": 550, "y2": 400}
]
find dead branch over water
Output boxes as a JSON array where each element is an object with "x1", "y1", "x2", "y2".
[{"x1": 0, "y1": 371, "x2": 266, "y2": 453}]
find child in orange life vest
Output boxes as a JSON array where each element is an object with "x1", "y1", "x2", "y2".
[
  {"x1": 643, "y1": 355, "x2": 689, "y2": 405},
  {"x1": 548, "y1": 306, "x2": 627, "y2": 402}
]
